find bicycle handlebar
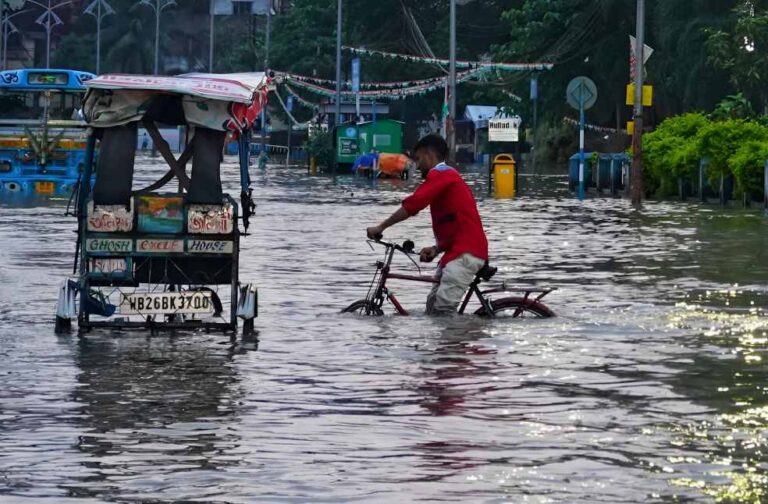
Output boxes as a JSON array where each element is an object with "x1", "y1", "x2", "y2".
[{"x1": 367, "y1": 238, "x2": 417, "y2": 254}]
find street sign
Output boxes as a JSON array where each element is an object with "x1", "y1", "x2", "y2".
[
  {"x1": 286, "y1": 95, "x2": 293, "y2": 112},
  {"x1": 530, "y1": 77, "x2": 538, "y2": 100},
  {"x1": 566, "y1": 76, "x2": 597, "y2": 110},
  {"x1": 625, "y1": 84, "x2": 653, "y2": 107},
  {"x1": 351, "y1": 57, "x2": 360, "y2": 93},
  {"x1": 566, "y1": 76, "x2": 597, "y2": 201},
  {"x1": 489, "y1": 116, "x2": 521, "y2": 142}
]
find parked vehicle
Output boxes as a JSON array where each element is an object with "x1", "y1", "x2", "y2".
[
  {"x1": 0, "y1": 68, "x2": 96, "y2": 196},
  {"x1": 55, "y1": 72, "x2": 270, "y2": 334}
]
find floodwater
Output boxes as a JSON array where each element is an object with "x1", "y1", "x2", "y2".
[{"x1": 1, "y1": 159, "x2": 767, "y2": 503}]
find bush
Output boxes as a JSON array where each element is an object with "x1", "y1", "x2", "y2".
[
  {"x1": 697, "y1": 119, "x2": 768, "y2": 194},
  {"x1": 643, "y1": 114, "x2": 768, "y2": 199},
  {"x1": 643, "y1": 113, "x2": 710, "y2": 196},
  {"x1": 304, "y1": 129, "x2": 334, "y2": 170},
  {"x1": 728, "y1": 140, "x2": 768, "y2": 198},
  {"x1": 535, "y1": 120, "x2": 577, "y2": 165}
]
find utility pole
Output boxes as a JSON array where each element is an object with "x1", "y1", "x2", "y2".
[
  {"x1": 334, "y1": 0, "x2": 342, "y2": 180},
  {"x1": 448, "y1": 0, "x2": 456, "y2": 162},
  {"x1": 531, "y1": 76, "x2": 538, "y2": 176},
  {"x1": 259, "y1": 0, "x2": 271, "y2": 168},
  {"x1": 208, "y1": 0, "x2": 214, "y2": 72},
  {"x1": 264, "y1": 0, "x2": 271, "y2": 69},
  {"x1": 0, "y1": 0, "x2": 4, "y2": 70},
  {"x1": 630, "y1": 0, "x2": 645, "y2": 206}
]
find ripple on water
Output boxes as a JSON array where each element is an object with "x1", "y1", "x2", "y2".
[{"x1": 0, "y1": 163, "x2": 766, "y2": 502}]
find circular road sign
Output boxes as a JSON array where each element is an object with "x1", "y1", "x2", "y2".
[{"x1": 566, "y1": 76, "x2": 598, "y2": 110}]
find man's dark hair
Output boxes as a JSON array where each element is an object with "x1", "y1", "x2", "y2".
[{"x1": 413, "y1": 134, "x2": 448, "y2": 161}]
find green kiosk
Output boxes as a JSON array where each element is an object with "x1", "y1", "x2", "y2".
[{"x1": 335, "y1": 119, "x2": 404, "y2": 169}]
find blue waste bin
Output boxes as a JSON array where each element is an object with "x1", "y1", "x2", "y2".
[
  {"x1": 610, "y1": 153, "x2": 629, "y2": 193},
  {"x1": 596, "y1": 154, "x2": 613, "y2": 190},
  {"x1": 569, "y1": 152, "x2": 594, "y2": 191}
]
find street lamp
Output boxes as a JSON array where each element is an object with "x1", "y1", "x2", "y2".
[
  {"x1": 139, "y1": 0, "x2": 176, "y2": 75},
  {"x1": 84, "y1": 0, "x2": 114, "y2": 75},
  {"x1": 27, "y1": 0, "x2": 72, "y2": 68},
  {"x1": 1, "y1": 6, "x2": 30, "y2": 70}
]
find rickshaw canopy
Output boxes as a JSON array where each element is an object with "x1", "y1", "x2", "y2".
[{"x1": 83, "y1": 72, "x2": 270, "y2": 132}]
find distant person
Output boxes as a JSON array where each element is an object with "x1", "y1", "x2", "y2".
[
  {"x1": 366, "y1": 134, "x2": 489, "y2": 315},
  {"x1": 141, "y1": 133, "x2": 149, "y2": 152}
]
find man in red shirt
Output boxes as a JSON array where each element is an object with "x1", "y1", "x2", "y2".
[{"x1": 366, "y1": 134, "x2": 489, "y2": 314}]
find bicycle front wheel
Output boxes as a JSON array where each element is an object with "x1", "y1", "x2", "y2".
[
  {"x1": 341, "y1": 299, "x2": 384, "y2": 316},
  {"x1": 474, "y1": 297, "x2": 555, "y2": 318}
]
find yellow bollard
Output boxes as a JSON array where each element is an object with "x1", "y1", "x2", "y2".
[
  {"x1": 310, "y1": 157, "x2": 318, "y2": 175},
  {"x1": 492, "y1": 154, "x2": 516, "y2": 198}
]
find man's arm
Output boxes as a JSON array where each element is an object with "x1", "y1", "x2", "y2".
[
  {"x1": 366, "y1": 171, "x2": 451, "y2": 239},
  {"x1": 367, "y1": 207, "x2": 410, "y2": 239}
]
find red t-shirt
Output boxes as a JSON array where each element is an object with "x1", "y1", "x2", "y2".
[{"x1": 402, "y1": 164, "x2": 488, "y2": 266}]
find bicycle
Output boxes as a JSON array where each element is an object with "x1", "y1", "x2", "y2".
[{"x1": 342, "y1": 238, "x2": 556, "y2": 318}]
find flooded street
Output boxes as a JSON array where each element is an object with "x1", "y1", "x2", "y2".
[{"x1": 1, "y1": 159, "x2": 767, "y2": 503}]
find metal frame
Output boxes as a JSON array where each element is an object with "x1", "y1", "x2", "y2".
[{"x1": 74, "y1": 125, "x2": 252, "y2": 334}]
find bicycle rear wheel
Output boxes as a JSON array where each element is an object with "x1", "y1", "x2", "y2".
[
  {"x1": 341, "y1": 299, "x2": 384, "y2": 316},
  {"x1": 474, "y1": 297, "x2": 555, "y2": 318}
]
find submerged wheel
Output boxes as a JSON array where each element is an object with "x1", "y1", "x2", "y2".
[
  {"x1": 342, "y1": 299, "x2": 384, "y2": 316},
  {"x1": 474, "y1": 296, "x2": 555, "y2": 318}
]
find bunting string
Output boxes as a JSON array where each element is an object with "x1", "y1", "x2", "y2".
[
  {"x1": 273, "y1": 88, "x2": 310, "y2": 129},
  {"x1": 284, "y1": 84, "x2": 320, "y2": 109},
  {"x1": 343, "y1": 46, "x2": 554, "y2": 72},
  {"x1": 563, "y1": 117, "x2": 623, "y2": 134},
  {"x1": 278, "y1": 71, "x2": 455, "y2": 90},
  {"x1": 284, "y1": 68, "x2": 485, "y2": 101}
]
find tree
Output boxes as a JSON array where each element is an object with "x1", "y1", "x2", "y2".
[{"x1": 706, "y1": 2, "x2": 768, "y2": 113}]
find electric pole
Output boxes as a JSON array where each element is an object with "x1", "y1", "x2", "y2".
[
  {"x1": 448, "y1": 0, "x2": 456, "y2": 162},
  {"x1": 333, "y1": 0, "x2": 342, "y2": 180},
  {"x1": 630, "y1": 0, "x2": 645, "y2": 206}
]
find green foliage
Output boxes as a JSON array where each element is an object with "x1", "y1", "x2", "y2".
[
  {"x1": 698, "y1": 119, "x2": 768, "y2": 179},
  {"x1": 643, "y1": 113, "x2": 710, "y2": 195},
  {"x1": 534, "y1": 119, "x2": 577, "y2": 165},
  {"x1": 645, "y1": 114, "x2": 768, "y2": 198},
  {"x1": 706, "y1": 3, "x2": 768, "y2": 113},
  {"x1": 304, "y1": 129, "x2": 334, "y2": 170},
  {"x1": 728, "y1": 140, "x2": 768, "y2": 198},
  {"x1": 51, "y1": 34, "x2": 96, "y2": 71},
  {"x1": 710, "y1": 93, "x2": 755, "y2": 121}
]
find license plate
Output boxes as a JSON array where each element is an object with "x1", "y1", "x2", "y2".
[
  {"x1": 35, "y1": 181, "x2": 55, "y2": 194},
  {"x1": 120, "y1": 291, "x2": 213, "y2": 315}
]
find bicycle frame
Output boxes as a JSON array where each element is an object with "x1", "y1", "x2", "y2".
[{"x1": 363, "y1": 241, "x2": 496, "y2": 316}]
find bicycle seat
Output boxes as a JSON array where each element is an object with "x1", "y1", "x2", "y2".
[{"x1": 477, "y1": 263, "x2": 497, "y2": 281}]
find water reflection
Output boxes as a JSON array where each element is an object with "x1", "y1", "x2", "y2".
[
  {"x1": 663, "y1": 305, "x2": 768, "y2": 503},
  {"x1": 66, "y1": 333, "x2": 243, "y2": 501}
]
